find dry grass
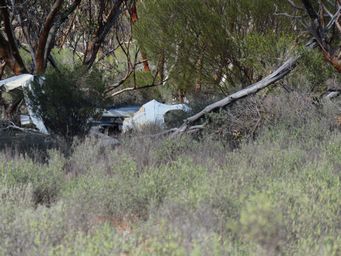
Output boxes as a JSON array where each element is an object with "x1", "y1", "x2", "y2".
[{"x1": 0, "y1": 92, "x2": 340, "y2": 255}]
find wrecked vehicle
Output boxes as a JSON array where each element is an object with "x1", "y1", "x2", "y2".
[
  {"x1": 92, "y1": 100, "x2": 191, "y2": 134},
  {"x1": 122, "y1": 100, "x2": 191, "y2": 132},
  {"x1": 91, "y1": 105, "x2": 141, "y2": 134},
  {"x1": 1, "y1": 75, "x2": 191, "y2": 136},
  {"x1": 0, "y1": 74, "x2": 48, "y2": 134}
]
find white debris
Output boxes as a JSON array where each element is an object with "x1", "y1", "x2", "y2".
[
  {"x1": 0, "y1": 74, "x2": 49, "y2": 134},
  {"x1": 122, "y1": 99, "x2": 190, "y2": 132},
  {"x1": 0, "y1": 74, "x2": 34, "y2": 91}
]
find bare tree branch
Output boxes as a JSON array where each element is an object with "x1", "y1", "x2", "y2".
[
  {"x1": 109, "y1": 80, "x2": 167, "y2": 98},
  {"x1": 171, "y1": 56, "x2": 300, "y2": 137}
]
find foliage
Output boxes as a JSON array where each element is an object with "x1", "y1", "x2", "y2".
[
  {"x1": 28, "y1": 67, "x2": 106, "y2": 140},
  {"x1": 134, "y1": 0, "x2": 296, "y2": 95},
  {"x1": 294, "y1": 49, "x2": 339, "y2": 93},
  {"x1": 0, "y1": 94, "x2": 341, "y2": 255},
  {"x1": 204, "y1": 90, "x2": 339, "y2": 148},
  {"x1": 1, "y1": 1, "x2": 341, "y2": 255}
]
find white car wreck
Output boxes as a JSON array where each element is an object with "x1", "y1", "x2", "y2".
[
  {"x1": 0, "y1": 74, "x2": 49, "y2": 134},
  {"x1": 122, "y1": 99, "x2": 191, "y2": 132},
  {"x1": 1, "y1": 75, "x2": 190, "y2": 136}
]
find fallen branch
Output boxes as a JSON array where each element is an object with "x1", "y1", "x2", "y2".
[
  {"x1": 171, "y1": 57, "x2": 298, "y2": 136},
  {"x1": 325, "y1": 91, "x2": 340, "y2": 100},
  {"x1": 0, "y1": 122, "x2": 46, "y2": 135},
  {"x1": 109, "y1": 80, "x2": 166, "y2": 98}
]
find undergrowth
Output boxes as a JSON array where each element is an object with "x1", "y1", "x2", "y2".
[{"x1": 0, "y1": 93, "x2": 340, "y2": 256}]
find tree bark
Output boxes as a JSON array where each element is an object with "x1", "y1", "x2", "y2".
[
  {"x1": 0, "y1": 60, "x2": 6, "y2": 79},
  {"x1": 129, "y1": 3, "x2": 138, "y2": 23},
  {"x1": 171, "y1": 56, "x2": 299, "y2": 136},
  {"x1": 83, "y1": 0, "x2": 125, "y2": 69},
  {"x1": 35, "y1": 0, "x2": 64, "y2": 74},
  {"x1": 141, "y1": 50, "x2": 150, "y2": 72},
  {"x1": 0, "y1": 0, "x2": 28, "y2": 74}
]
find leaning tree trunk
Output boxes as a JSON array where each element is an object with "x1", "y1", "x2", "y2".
[
  {"x1": 35, "y1": 0, "x2": 64, "y2": 75},
  {"x1": 171, "y1": 56, "x2": 300, "y2": 136}
]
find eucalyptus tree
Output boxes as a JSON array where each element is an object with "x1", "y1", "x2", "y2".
[
  {"x1": 0, "y1": 0, "x2": 137, "y2": 120},
  {"x1": 296, "y1": 0, "x2": 341, "y2": 72},
  {"x1": 170, "y1": 0, "x2": 341, "y2": 135},
  {"x1": 0, "y1": 0, "x2": 136, "y2": 75},
  {"x1": 134, "y1": 0, "x2": 296, "y2": 97}
]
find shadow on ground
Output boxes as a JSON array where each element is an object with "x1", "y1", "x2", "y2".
[{"x1": 0, "y1": 130, "x2": 61, "y2": 162}]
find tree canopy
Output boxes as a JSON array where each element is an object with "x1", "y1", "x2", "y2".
[
  {"x1": 134, "y1": 0, "x2": 297, "y2": 95},
  {"x1": 0, "y1": 0, "x2": 136, "y2": 76}
]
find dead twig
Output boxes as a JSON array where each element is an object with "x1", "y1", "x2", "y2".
[{"x1": 0, "y1": 122, "x2": 46, "y2": 135}]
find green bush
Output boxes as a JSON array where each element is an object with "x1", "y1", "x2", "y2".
[
  {"x1": 0, "y1": 150, "x2": 65, "y2": 206},
  {"x1": 294, "y1": 48, "x2": 336, "y2": 93},
  {"x1": 134, "y1": 0, "x2": 295, "y2": 94},
  {"x1": 28, "y1": 67, "x2": 106, "y2": 141}
]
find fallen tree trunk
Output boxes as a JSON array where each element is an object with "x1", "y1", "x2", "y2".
[
  {"x1": 171, "y1": 40, "x2": 315, "y2": 137},
  {"x1": 189, "y1": 57, "x2": 298, "y2": 122},
  {"x1": 171, "y1": 57, "x2": 298, "y2": 136}
]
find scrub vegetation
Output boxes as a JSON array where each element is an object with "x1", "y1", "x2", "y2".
[
  {"x1": 1, "y1": 92, "x2": 341, "y2": 256},
  {"x1": 0, "y1": 1, "x2": 341, "y2": 255}
]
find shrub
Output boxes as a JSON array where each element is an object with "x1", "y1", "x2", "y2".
[
  {"x1": 204, "y1": 90, "x2": 339, "y2": 148},
  {"x1": 28, "y1": 67, "x2": 106, "y2": 141},
  {"x1": 0, "y1": 101, "x2": 340, "y2": 255},
  {"x1": 0, "y1": 150, "x2": 65, "y2": 206}
]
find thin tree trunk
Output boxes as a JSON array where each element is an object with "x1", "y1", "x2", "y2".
[
  {"x1": 0, "y1": 0, "x2": 27, "y2": 74},
  {"x1": 141, "y1": 50, "x2": 150, "y2": 72},
  {"x1": 0, "y1": 60, "x2": 6, "y2": 79},
  {"x1": 35, "y1": 0, "x2": 64, "y2": 74},
  {"x1": 83, "y1": 0, "x2": 124, "y2": 69}
]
